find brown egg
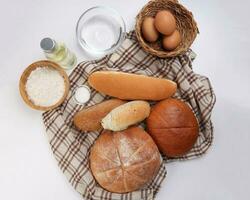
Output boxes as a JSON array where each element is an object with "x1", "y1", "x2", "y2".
[
  {"x1": 141, "y1": 17, "x2": 159, "y2": 42},
  {"x1": 154, "y1": 10, "x2": 176, "y2": 36},
  {"x1": 162, "y1": 30, "x2": 181, "y2": 51}
]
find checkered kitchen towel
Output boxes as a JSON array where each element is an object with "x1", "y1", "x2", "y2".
[{"x1": 42, "y1": 31, "x2": 216, "y2": 200}]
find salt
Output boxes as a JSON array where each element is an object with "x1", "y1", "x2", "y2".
[
  {"x1": 25, "y1": 67, "x2": 65, "y2": 107},
  {"x1": 74, "y1": 85, "x2": 91, "y2": 104}
]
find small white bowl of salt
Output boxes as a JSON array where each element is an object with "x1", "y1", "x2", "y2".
[
  {"x1": 73, "y1": 85, "x2": 91, "y2": 105},
  {"x1": 19, "y1": 60, "x2": 69, "y2": 111}
]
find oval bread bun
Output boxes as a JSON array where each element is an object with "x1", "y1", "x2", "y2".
[
  {"x1": 73, "y1": 99, "x2": 126, "y2": 131},
  {"x1": 88, "y1": 71, "x2": 177, "y2": 101},
  {"x1": 102, "y1": 101, "x2": 150, "y2": 131}
]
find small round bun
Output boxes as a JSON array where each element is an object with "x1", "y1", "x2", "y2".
[
  {"x1": 147, "y1": 99, "x2": 199, "y2": 157},
  {"x1": 90, "y1": 126, "x2": 161, "y2": 193}
]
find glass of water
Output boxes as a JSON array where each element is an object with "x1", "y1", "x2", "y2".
[{"x1": 76, "y1": 6, "x2": 126, "y2": 57}]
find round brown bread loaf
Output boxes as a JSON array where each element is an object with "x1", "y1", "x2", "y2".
[
  {"x1": 146, "y1": 99, "x2": 199, "y2": 157},
  {"x1": 90, "y1": 126, "x2": 161, "y2": 193}
]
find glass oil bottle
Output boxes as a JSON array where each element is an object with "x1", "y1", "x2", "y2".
[{"x1": 40, "y1": 37, "x2": 77, "y2": 70}]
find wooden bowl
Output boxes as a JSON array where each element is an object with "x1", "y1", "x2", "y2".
[
  {"x1": 135, "y1": 0, "x2": 199, "y2": 58},
  {"x1": 19, "y1": 60, "x2": 70, "y2": 111}
]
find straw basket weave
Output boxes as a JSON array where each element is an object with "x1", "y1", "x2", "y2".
[{"x1": 135, "y1": 0, "x2": 198, "y2": 58}]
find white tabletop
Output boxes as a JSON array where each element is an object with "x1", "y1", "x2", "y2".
[{"x1": 1, "y1": 0, "x2": 250, "y2": 199}]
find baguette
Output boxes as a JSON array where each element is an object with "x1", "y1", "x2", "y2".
[
  {"x1": 101, "y1": 101, "x2": 150, "y2": 131},
  {"x1": 88, "y1": 71, "x2": 177, "y2": 100},
  {"x1": 73, "y1": 99, "x2": 126, "y2": 132}
]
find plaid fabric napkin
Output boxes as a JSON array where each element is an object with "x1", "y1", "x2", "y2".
[{"x1": 42, "y1": 31, "x2": 216, "y2": 200}]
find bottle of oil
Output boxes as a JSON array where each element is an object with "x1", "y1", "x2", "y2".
[{"x1": 40, "y1": 38, "x2": 77, "y2": 70}]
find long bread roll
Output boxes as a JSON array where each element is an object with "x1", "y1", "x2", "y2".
[
  {"x1": 88, "y1": 71, "x2": 177, "y2": 100},
  {"x1": 73, "y1": 99, "x2": 126, "y2": 132},
  {"x1": 101, "y1": 101, "x2": 150, "y2": 131}
]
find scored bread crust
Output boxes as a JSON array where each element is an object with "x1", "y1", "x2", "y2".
[
  {"x1": 102, "y1": 101, "x2": 150, "y2": 131},
  {"x1": 147, "y1": 98, "x2": 199, "y2": 157},
  {"x1": 90, "y1": 126, "x2": 161, "y2": 193},
  {"x1": 73, "y1": 99, "x2": 126, "y2": 131},
  {"x1": 88, "y1": 71, "x2": 177, "y2": 100}
]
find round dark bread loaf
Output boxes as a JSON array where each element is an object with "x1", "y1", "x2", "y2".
[{"x1": 146, "y1": 99, "x2": 199, "y2": 157}]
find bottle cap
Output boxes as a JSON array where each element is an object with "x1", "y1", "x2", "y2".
[{"x1": 40, "y1": 38, "x2": 55, "y2": 52}]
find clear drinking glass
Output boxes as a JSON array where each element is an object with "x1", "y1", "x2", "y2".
[{"x1": 76, "y1": 6, "x2": 126, "y2": 57}]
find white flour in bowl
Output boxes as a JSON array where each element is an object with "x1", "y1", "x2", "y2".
[{"x1": 25, "y1": 67, "x2": 65, "y2": 107}]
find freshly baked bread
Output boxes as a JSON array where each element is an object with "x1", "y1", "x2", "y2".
[
  {"x1": 102, "y1": 101, "x2": 150, "y2": 131},
  {"x1": 90, "y1": 126, "x2": 161, "y2": 193},
  {"x1": 146, "y1": 99, "x2": 199, "y2": 157},
  {"x1": 88, "y1": 71, "x2": 177, "y2": 100},
  {"x1": 73, "y1": 99, "x2": 126, "y2": 131}
]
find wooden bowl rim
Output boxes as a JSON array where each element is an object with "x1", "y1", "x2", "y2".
[{"x1": 19, "y1": 60, "x2": 70, "y2": 111}]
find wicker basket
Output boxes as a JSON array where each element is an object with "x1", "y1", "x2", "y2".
[
  {"x1": 19, "y1": 60, "x2": 70, "y2": 111},
  {"x1": 135, "y1": 0, "x2": 198, "y2": 58}
]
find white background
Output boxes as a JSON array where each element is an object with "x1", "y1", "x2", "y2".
[{"x1": 0, "y1": 0, "x2": 250, "y2": 199}]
